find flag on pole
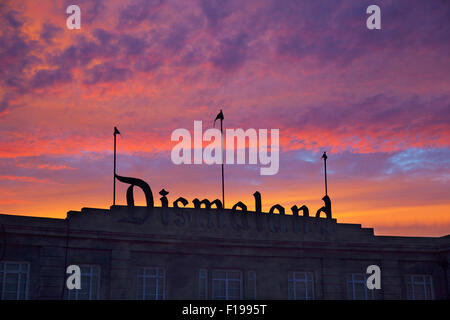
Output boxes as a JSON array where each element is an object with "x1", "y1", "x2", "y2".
[
  {"x1": 213, "y1": 109, "x2": 225, "y2": 208},
  {"x1": 214, "y1": 109, "x2": 224, "y2": 127},
  {"x1": 322, "y1": 151, "x2": 328, "y2": 196},
  {"x1": 113, "y1": 126, "x2": 120, "y2": 206}
]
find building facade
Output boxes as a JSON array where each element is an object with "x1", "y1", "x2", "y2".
[{"x1": 0, "y1": 204, "x2": 449, "y2": 300}]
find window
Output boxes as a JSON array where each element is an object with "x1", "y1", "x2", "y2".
[
  {"x1": 288, "y1": 271, "x2": 314, "y2": 300},
  {"x1": 198, "y1": 269, "x2": 207, "y2": 299},
  {"x1": 0, "y1": 262, "x2": 29, "y2": 300},
  {"x1": 346, "y1": 273, "x2": 374, "y2": 300},
  {"x1": 406, "y1": 275, "x2": 434, "y2": 300},
  {"x1": 137, "y1": 267, "x2": 165, "y2": 300},
  {"x1": 212, "y1": 270, "x2": 242, "y2": 300},
  {"x1": 247, "y1": 271, "x2": 256, "y2": 300},
  {"x1": 67, "y1": 265, "x2": 100, "y2": 300}
]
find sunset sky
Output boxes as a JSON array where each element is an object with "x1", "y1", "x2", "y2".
[{"x1": 0, "y1": 0, "x2": 449, "y2": 236}]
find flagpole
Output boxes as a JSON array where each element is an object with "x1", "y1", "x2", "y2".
[
  {"x1": 220, "y1": 118, "x2": 225, "y2": 208},
  {"x1": 113, "y1": 131, "x2": 117, "y2": 206},
  {"x1": 323, "y1": 152, "x2": 328, "y2": 196}
]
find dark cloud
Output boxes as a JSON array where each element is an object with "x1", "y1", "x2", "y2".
[
  {"x1": 266, "y1": 93, "x2": 450, "y2": 153},
  {"x1": 0, "y1": 7, "x2": 39, "y2": 116},
  {"x1": 93, "y1": 28, "x2": 114, "y2": 45},
  {"x1": 118, "y1": 0, "x2": 165, "y2": 29},
  {"x1": 211, "y1": 34, "x2": 248, "y2": 72},
  {"x1": 163, "y1": 25, "x2": 188, "y2": 55},
  {"x1": 133, "y1": 57, "x2": 162, "y2": 72},
  {"x1": 48, "y1": 45, "x2": 78, "y2": 70},
  {"x1": 3, "y1": 9, "x2": 24, "y2": 28},
  {"x1": 48, "y1": 31, "x2": 149, "y2": 72},
  {"x1": 271, "y1": 93, "x2": 450, "y2": 133},
  {"x1": 48, "y1": 34, "x2": 119, "y2": 71},
  {"x1": 44, "y1": 31, "x2": 150, "y2": 86},
  {"x1": 30, "y1": 68, "x2": 73, "y2": 89},
  {"x1": 76, "y1": 36, "x2": 119, "y2": 64},
  {"x1": 176, "y1": 50, "x2": 204, "y2": 68},
  {"x1": 272, "y1": 1, "x2": 369, "y2": 66},
  {"x1": 200, "y1": 0, "x2": 234, "y2": 32},
  {"x1": 40, "y1": 23, "x2": 62, "y2": 44},
  {"x1": 273, "y1": 0, "x2": 450, "y2": 66},
  {"x1": 119, "y1": 34, "x2": 148, "y2": 56},
  {"x1": 83, "y1": 62, "x2": 131, "y2": 84}
]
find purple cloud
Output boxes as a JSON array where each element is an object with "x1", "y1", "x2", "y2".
[
  {"x1": 119, "y1": 34, "x2": 148, "y2": 56},
  {"x1": 118, "y1": 0, "x2": 165, "y2": 29},
  {"x1": 211, "y1": 34, "x2": 249, "y2": 72},
  {"x1": 40, "y1": 23, "x2": 62, "y2": 44},
  {"x1": 200, "y1": 0, "x2": 235, "y2": 32},
  {"x1": 83, "y1": 62, "x2": 131, "y2": 84},
  {"x1": 30, "y1": 68, "x2": 73, "y2": 89}
]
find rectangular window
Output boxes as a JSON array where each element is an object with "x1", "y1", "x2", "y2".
[
  {"x1": 247, "y1": 271, "x2": 256, "y2": 300},
  {"x1": 406, "y1": 275, "x2": 434, "y2": 300},
  {"x1": 288, "y1": 271, "x2": 314, "y2": 300},
  {"x1": 346, "y1": 273, "x2": 374, "y2": 300},
  {"x1": 198, "y1": 269, "x2": 207, "y2": 300},
  {"x1": 67, "y1": 265, "x2": 100, "y2": 300},
  {"x1": 0, "y1": 262, "x2": 29, "y2": 300},
  {"x1": 137, "y1": 267, "x2": 165, "y2": 300},
  {"x1": 212, "y1": 270, "x2": 242, "y2": 300}
]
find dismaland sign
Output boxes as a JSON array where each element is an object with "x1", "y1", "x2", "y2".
[
  {"x1": 112, "y1": 126, "x2": 332, "y2": 232},
  {"x1": 113, "y1": 173, "x2": 333, "y2": 232}
]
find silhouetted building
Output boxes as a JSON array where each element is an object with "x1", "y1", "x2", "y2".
[{"x1": 0, "y1": 205, "x2": 448, "y2": 300}]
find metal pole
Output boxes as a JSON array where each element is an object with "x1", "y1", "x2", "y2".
[
  {"x1": 113, "y1": 133, "x2": 116, "y2": 206},
  {"x1": 221, "y1": 119, "x2": 225, "y2": 208},
  {"x1": 324, "y1": 156, "x2": 327, "y2": 196}
]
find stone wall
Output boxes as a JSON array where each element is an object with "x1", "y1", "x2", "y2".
[{"x1": 0, "y1": 206, "x2": 448, "y2": 299}]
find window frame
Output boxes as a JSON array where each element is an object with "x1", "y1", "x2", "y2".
[
  {"x1": 211, "y1": 269, "x2": 243, "y2": 300},
  {"x1": 136, "y1": 266, "x2": 166, "y2": 300},
  {"x1": 346, "y1": 273, "x2": 375, "y2": 300},
  {"x1": 198, "y1": 269, "x2": 208, "y2": 299},
  {"x1": 406, "y1": 274, "x2": 434, "y2": 300},
  {"x1": 0, "y1": 261, "x2": 30, "y2": 300},
  {"x1": 247, "y1": 270, "x2": 256, "y2": 300},
  {"x1": 66, "y1": 264, "x2": 101, "y2": 300},
  {"x1": 288, "y1": 271, "x2": 315, "y2": 300}
]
